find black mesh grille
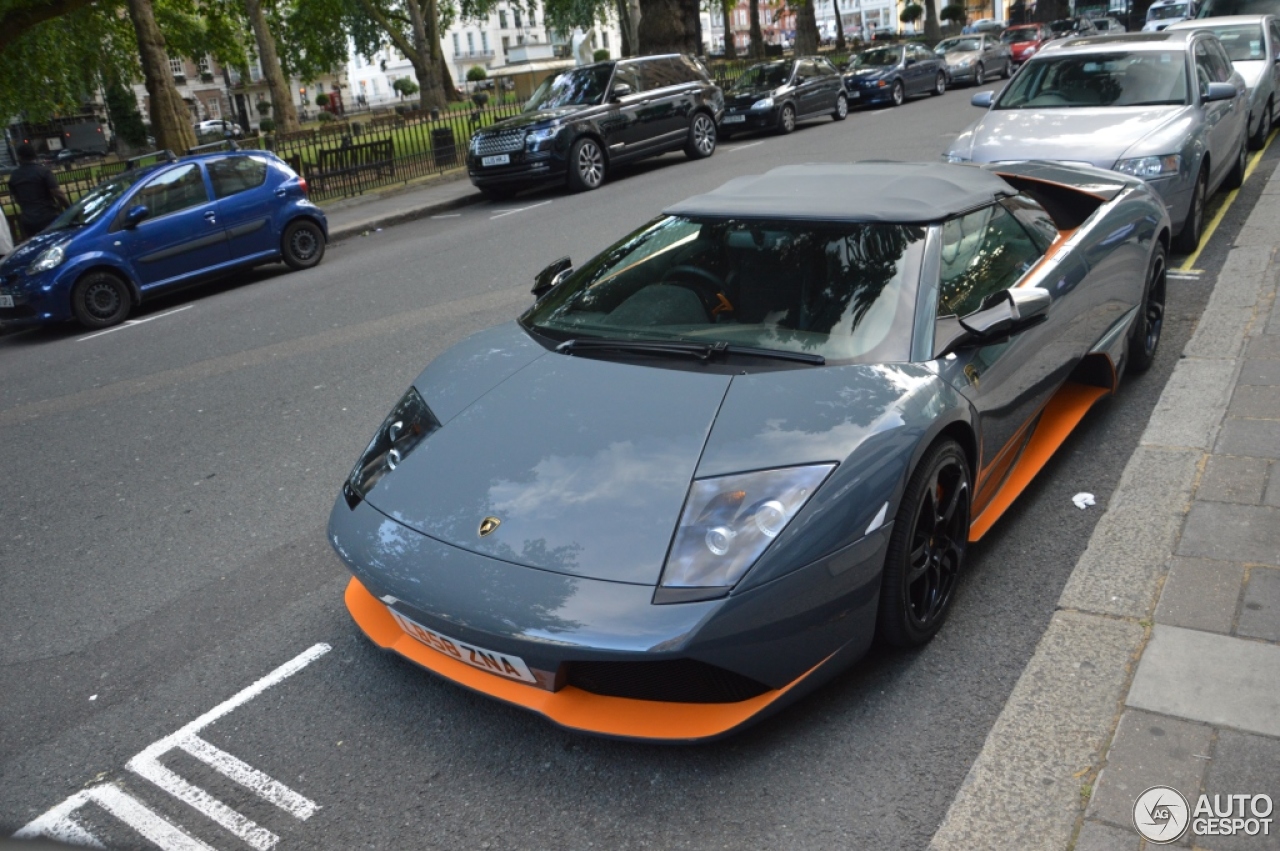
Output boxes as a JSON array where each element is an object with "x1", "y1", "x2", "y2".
[{"x1": 567, "y1": 659, "x2": 772, "y2": 704}]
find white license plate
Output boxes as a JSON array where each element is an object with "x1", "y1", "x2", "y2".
[
  {"x1": 722, "y1": 114, "x2": 747, "y2": 124},
  {"x1": 0, "y1": 295, "x2": 12, "y2": 308},
  {"x1": 389, "y1": 607, "x2": 536, "y2": 683},
  {"x1": 481, "y1": 154, "x2": 510, "y2": 167},
  {"x1": 848, "y1": 90, "x2": 860, "y2": 99}
]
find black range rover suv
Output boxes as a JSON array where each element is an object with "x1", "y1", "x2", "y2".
[{"x1": 466, "y1": 55, "x2": 725, "y2": 197}]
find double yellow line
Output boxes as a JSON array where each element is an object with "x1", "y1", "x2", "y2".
[{"x1": 1176, "y1": 126, "x2": 1278, "y2": 272}]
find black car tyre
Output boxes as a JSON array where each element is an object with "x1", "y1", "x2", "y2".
[
  {"x1": 932, "y1": 72, "x2": 946, "y2": 95},
  {"x1": 281, "y1": 219, "x2": 326, "y2": 270},
  {"x1": 974, "y1": 63, "x2": 986, "y2": 86},
  {"x1": 567, "y1": 137, "x2": 606, "y2": 191},
  {"x1": 1127, "y1": 241, "x2": 1167, "y2": 374},
  {"x1": 684, "y1": 112, "x2": 717, "y2": 159},
  {"x1": 890, "y1": 79, "x2": 905, "y2": 106},
  {"x1": 876, "y1": 439, "x2": 971, "y2": 648},
  {"x1": 1174, "y1": 166, "x2": 1208, "y2": 254},
  {"x1": 71, "y1": 270, "x2": 131, "y2": 329},
  {"x1": 778, "y1": 103, "x2": 797, "y2": 134},
  {"x1": 1251, "y1": 101, "x2": 1273, "y2": 150},
  {"x1": 832, "y1": 93, "x2": 848, "y2": 120},
  {"x1": 1225, "y1": 141, "x2": 1246, "y2": 190}
]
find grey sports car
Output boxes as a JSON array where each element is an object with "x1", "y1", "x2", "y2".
[{"x1": 328, "y1": 161, "x2": 1170, "y2": 742}]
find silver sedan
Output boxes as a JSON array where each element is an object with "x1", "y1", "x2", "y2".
[
  {"x1": 1168, "y1": 15, "x2": 1280, "y2": 148},
  {"x1": 934, "y1": 35, "x2": 1014, "y2": 85},
  {"x1": 945, "y1": 30, "x2": 1249, "y2": 252}
]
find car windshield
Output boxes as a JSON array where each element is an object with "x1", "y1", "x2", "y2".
[
  {"x1": 1049, "y1": 19, "x2": 1080, "y2": 32},
  {"x1": 1198, "y1": 23, "x2": 1267, "y2": 60},
  {"x1": 936, "y1": 38, "x2": 981, "y2": 53},
  {"x1": 47, "y1": 171, "x2": 144, "y2": 230},
  {"x1": 996, "y1": 51, "x2": 1189, "y2": 107},
  {"x1": 522, "y1": 215, "x2": 925, "y2": 363},
  {"x1": 732, "y1": 62, "x2": 793, "y2": 89},
  {"x1": 1002, "y1": 27, "x2": 1039, "y2": 42},
  {"x1": 1149, "y1": 3, "x2": 1192, "y2": 17},
  {"x1": 849, "y1": 48, "x2": 901, "y2": 67},
  {"x1": 525, "y1": 65, "x2": 613, "y2": 110}
]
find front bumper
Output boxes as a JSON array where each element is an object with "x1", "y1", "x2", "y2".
[
  {"x1": 329, "y1": 494, "x2": 887, "y2": 741},
  {"x1": 719, "y1": 107, "x2": 781, "y2": 132},
  {"x1": 467, "y1": 150, "x2": 566, "y2": 189},
  {"x1": 0, "y1": 267, "x2": 70, "y2": 326}
]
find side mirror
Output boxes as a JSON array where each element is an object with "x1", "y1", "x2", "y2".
[
  {"x1": 124, "y1": 205, "x2": 150, "y2": 228},
  {"x1": 793, "y1": 75, "x2": 807, "y2": 84},
  {"x1": 934, "y1": 287, "x2": 1052, "y2": 357},
  {"x1": 533, "y1": 256, "x2": 572, "y2": 299},
  {"x1": 610, "y1": 83, "x2": 632, "y2": 100},
  {"x1": 971, "y1": 90, "x2": 995, "y2": 108},
  {"x1": 1204, "y1": 81, "x2": 1238, "y2": 102}
]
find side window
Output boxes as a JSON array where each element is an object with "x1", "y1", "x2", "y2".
[
  {"x1": 1207, "y1": 39, "x2": 1235, "y2": 78},
  {"x1": 938, "y1": 204, "x2": 1044, "y2": 317},
  {"x1": 1194, "y1": 42, "x2": 1215, "y2": 93},
  {"x1": 134, "y1": 164, "x2": 208, "y2": 219},
  {"x1": 817, "y1": 58, "x2": 839, "y2": 76},
  {"x1": 612, "y1": 64, "x2": 643, "y2": 94},
  {"x1": 640, "y1": 58, "x2": 686, "y2": 90},
  {"x1": 1001, "y1": 194, "x2": 1060, "y2": 253},
  {"x1": 207, "y1": 157, "x2": 268, "y2": 199},
  {"x1": 1270, "y1": 21, "x2": 1280, "y2": 56},
  {"x1": 910, "y1": 43, "x2": 932, "y2": 62}
]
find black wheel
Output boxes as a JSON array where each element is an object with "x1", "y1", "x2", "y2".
[
  {"x1": 1250, "y1": 101, "x2": 1272, "y2": 150},
  {"x1": 567, "y1": 137, "x2": 606, "y2": 191},
  {"x1": 71, "y1": 270, "x2": 131, "y2": 329},
  {"x1": 832, "y1": 93, "x2": 848, "y2": 121},
  {"x1": 1002, "y1": 58, "x2": 1011, "y2": 78},
  {"x1": 877, "y1": 439, "x2": 971, "y2": 648},
  {"x1": 1128, "y1": 241, "x2": 1167, "y2": 374},
  {"x1": 281, "y1": 218, "x2": 325, "y2": 270},
  {"x1": 890, "y1": 79, "x2": 905, "y2": 106},
  {"x1": 684, "y1": 112, "x2": 717, "y2": 159},
  {"x1": 778, "y1": 103, "x2": 797, "y2": 134},
  {"x1": 1174, "y1": 166, "x2": 1207, "y2": 253},
  {"x1": 932, "y1": 72, "x2": 946, "y2": 96},
  {"x1": 1225, "y1": 141, "x2": 1246, "y2": 190},
  {"x1": 974, "y1": 63, "x2": 986, "y2": 86}
]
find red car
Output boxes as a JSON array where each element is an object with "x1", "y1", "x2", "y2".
[{"x1": 1001, "y1": 23, "x2": 1052, "y2": 66}]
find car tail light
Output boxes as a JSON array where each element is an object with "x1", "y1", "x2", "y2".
[{"x1": 298, "y1": 177, "x2": 309, "y2": 196}]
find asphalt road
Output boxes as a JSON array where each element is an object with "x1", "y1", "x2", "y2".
[{"x1": 0, "y1": 82, "x2": 1269, "y2": 850}]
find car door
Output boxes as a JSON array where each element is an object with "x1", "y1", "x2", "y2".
[
  {"x1": 208, "y1": 155, "x2": 276, "y2": 262},
  {"x1": 1194, "y1": 37, "x2": 1240, "y2": 188},
  {"x1": 815, "y1": 58, "x2": 844, "y2": 107},
  {"x1": 116, "y1": 162, "x2": 228, "y2": 290},
  {"x1": 600, "y1": 63, "x2": 648, "y2": 160},
  {"x1": 636, "y1": 57, "x2": 693, "y2": 149},
  {"x1": 906, "y1": 44, "x2": 933, "y2": 93}
]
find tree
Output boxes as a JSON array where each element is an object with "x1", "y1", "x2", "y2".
[
  {"x1": 795, "y1": 0, "x2": 818, "y2": 53},
  {"x1": 939, "y1": 3, "x2": 964, "y2": 26},
  {"x1": 244, "y1": 0, "x2": 299, "y2": 132},
  {"x1": 105, "y1": 73, "x2": 149, "y2": 148},
  {"x1": 314, "y1": 91, "x2": 329, "y2": 106},
  {"x1": 923, "y1": 0, "x2": 942, "y2": 39},
  {"x1": 466, "y1": 64, "x2": 488, "y2": 83},
  {"x1": 749, "y1": 0, "x2": 763, "y2": 57},
  {"x1": 637, "y1": 0, "x2": 701, "y2": 53},
  {"x1": 830, "y1": 0, "x2": 845, "y2": 50},
  {"x1": 392, "y1": 76, "x2": 419, "y2": 99},
  {"x1": 0, "y1": 0, "x2": 102, "y2": 56},
  {"x1": 900, "y1": 2, "x2": 923, "y2": 25},
  {"x1": 127, "y1": 0, "x2": 196, "y2": 153},
  {"x1": 720, "y1": 0, "x2": 737, "y2": 57}
]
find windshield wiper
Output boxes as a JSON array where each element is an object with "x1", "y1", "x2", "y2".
[{"x1": 556, "y1": 338, "x2": 825, "y2": 365}]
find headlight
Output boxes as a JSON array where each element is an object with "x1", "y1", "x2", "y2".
[
  {"x1": 1113, "y1": 154, "x2": 1182, "y2": 178},
  {"x1": 655, "y1": 464, "x2": 834, "y2": 603},
  {"x1": 468, "y1": 135, "x2": 482, "y2": 153},
  {"x1": 525, "y1": 126, "x2": 560, "y2": 149},
  {"x1": 750, "y1": 97, "x2": 774, "y2": 110},
  {"x1": 30, "y1": 244, "x2": 66, "y2": 273},
  {"x1": 1024, "y1": 46, "x2": 1037, "y2": 56},
  {"x1": 345, "y1": 386, "x2": 439, "y2": 504},
  {"x1": 959, "y1": 58, "x2": 974, "y2": 67}
]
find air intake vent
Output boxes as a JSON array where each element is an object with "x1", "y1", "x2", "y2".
[{"x1": 567, "y1": 659, "x2": 772, "y2": 704}]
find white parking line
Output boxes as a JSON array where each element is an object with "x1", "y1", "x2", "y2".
[
  {"x1": 490, "y1": 199, "x2": 553, "y2": 220},
  {"x1": 14, "y1": 643, "x2": 332, "y2": 850},
  {"x1": 77, "y1": 304, "x2": 193, "y2": 342},
  {"x1": 430, "y1": 213, "x2": 462, "y2": 219},
  {"x1": 1167, "y1": 271, "x2": 1202, "y2": 280},
  {"x1": 725, "y1": 141, "x2": 765, "y2": 152}
]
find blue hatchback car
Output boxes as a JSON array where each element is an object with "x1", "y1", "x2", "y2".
[{"x1": 0, "y1": 150, "x2": 327, "y2": 329}]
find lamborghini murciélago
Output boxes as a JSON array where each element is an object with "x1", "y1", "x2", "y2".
[{"x1": 328, "y1": 161, "x2": 1169, "y2": 742}]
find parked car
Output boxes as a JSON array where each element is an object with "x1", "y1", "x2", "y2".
[
  {"x1": 465, "y1": 55, "x2": 724, "y2": 198},
  {"x1": 1195, "y1": 0, "x2": 1280, "y2": 17},
  {"x1": 934, "y1": 34, "x2": 1014, "y2": 84},
  {"x1": 0, "y1": 151, "x2": 326, "y2": 329},
  {"x1": 329, "y1": 160, "x2": 1171, "y2": 742},
  {"x1": 844, "y1": 43, "x2": 948, "y2": 105},
  {"x1": 1048, "y1": 16, "x2": 1100, "y2": 37},
  {"x1": 1168, "y1": 14, "x2": 1280, "y2": 147},
  {"x1": 1001, "y1": 22, "x2": 1055, "y2": 66},
  {"x1": 721, "y1": 57, "x2": 847, "y2": 134},
  {"x1": 945, "y1": 30, "x2": 1248, "y2": 252},
  {"x1": 1144, "y1": 0, "x2": 1199, "y2": 29},
  {"x1": 194, "y1": 119, "x2": 243, "y2": 138},
  {"x1": 1090, "y1": 15, "x2": 1128, "y2": 32}
]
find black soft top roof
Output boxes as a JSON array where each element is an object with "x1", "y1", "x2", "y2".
[{"x1": 663, "y1": 162, "x2": 1018, "y2": 223}]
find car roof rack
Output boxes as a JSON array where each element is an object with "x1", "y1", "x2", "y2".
[
  {"x1": 185, "y1": 137, "x2": 240, "y2": 156},
  {"x1": 125, "y1": 149, "x2": 177, "y2": 170}
]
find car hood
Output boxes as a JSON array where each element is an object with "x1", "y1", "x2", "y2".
[
  {"x1": 0, "y1": 227, "x2": 78, "y2": 274},
  {"x1": 960, "y1": 105, "x2": 1190, "y2": 167},
  {"x1": 940, "y1": 49, "x2": 982, "y2": 62},
  {"x1": 366, "y1": 336, "x2": 734, "y2": 585},
  {"x1": 483, "y1": 107, "x2": 584, "y2": 133},
  {"x1": 846, "y1": 66, "x2": 895, "y2": 77},
  {"x1": 728, "y1": 84, "x2": 788, "y2": 105}
]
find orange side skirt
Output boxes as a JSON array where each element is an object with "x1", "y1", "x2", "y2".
[
  {"x1": 968, "y1": 381, "x2": 1110, "y2": 542},
  {"x1": 345, "y1": 576, "x2": 824, "y2": 742}
]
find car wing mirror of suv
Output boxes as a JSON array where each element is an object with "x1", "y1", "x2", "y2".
[
  {"x1": 611, "y1": 83, "x2": 633, "y2": 100},
  {"x1": 533, "y1": 256, "x2": 573, "y2": 299}
]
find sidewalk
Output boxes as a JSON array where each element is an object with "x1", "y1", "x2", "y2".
[
  {"x1": 318, "y1": 169, "x2": 484, "y2": 242},
  {"x1": 932, "y1": 165, "x2": 1280, "y2": 850}
]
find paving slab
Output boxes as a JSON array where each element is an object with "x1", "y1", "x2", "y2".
[
  {"x1": 1247, "y1": 334, "x2": 1280, "y2": 359},
  {"x1": 1178, "y1": 502, "x2": 1280, "y2": 565},
  {"x1": 1142, "y1": 361, "x2": 1239, "y2": 450},
  {"x1": 1197, "y1": 455, "x2": 1269, "y2": 504},
  {"x1": 1127, "y1": 625, "x2": 1280, "y2": 737},
  {"x1": 1086, "y1": 709, "x2": 1212, "y2": 837},
  {"x1": 1184, "y1": 306, "x2": 1254, "y2": 359},
  {"x1": 1074, "y1": 819, "x2": 1142, "y2": 851},
  {"x1": 1155, "y1": 558, "x2": 1247, "y2": 634},
  {"x1": 1228, "y1": 385, "x2": 1280, "y2": 419},
  {"x1": 1266, "y1": 470, "x2": 1280, "y2": 507},
  {"x1": 1237, "y1": 567, "x2": 1280, "y2": 642},
  {"x1": 1238, "y1": 359, "x2": 1280, "y2": 385},
  {"x1": 1196, "y1": 730, "x2": 1280, "y2": 851},
  {"x1": 1215, "y1": 418, "x2": 1280, "y2": 460}
]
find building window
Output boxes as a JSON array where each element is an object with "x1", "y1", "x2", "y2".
[
  {"x1": 502, "y1": 35, "x2": 510, "y2": 54},
  {"x1": 514, "y1": 9, "x2": 522, "y2": 27},
  {"x1": 198, "y1": 55, "x2": 211, "y2": 75},
  {"x1": 528, "y1": 10, "x2": 536, "y2": 26},
  {"x1": 603, "y1": 31, "x2": 610, "y2": 48},
  {"x1": 499, "y1": 9, "x2": 507, "y2": 27},
  {"x1": 482, "y1": 32, "x2": 490, "y2": 52},
  {"x1": 170, "y1": 57, "x2": 185, "y2": 79},
  {"x1": 453, "y1": 33, "x2": 461, "y2": 55},
  {"x1": 517, "y1": 34, "x2": 525, "y2": 44},
  {"x1": 467, "y1": 31, "x2": 475, "y2": 54}
]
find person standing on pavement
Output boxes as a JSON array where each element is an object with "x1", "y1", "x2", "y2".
[{"x1": 8, "y1": 143, "x2": 70, "y2": 240}]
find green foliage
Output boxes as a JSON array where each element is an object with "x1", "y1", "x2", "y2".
[
  {"x1": 314, "y1": 91, "x2": 329, "y2": 106},
  {"x1": 256, "y1": 98, "x2": 272, "y2": 115},
  {"x1": 471, "y1": 89, "x2": 489, "y2": 105},
  {"x1": 466, "y1": 64, "x2": 488, "y2": 82},
  {"x1": 316, "y1": 109, "x2": 335, "y2": 121},
  {"x1": 259, "y1": 117, "x2": 276, "y2": 132},
  {"x1": 392, "y1": 76, "x2": 419, "y2": 97},
  {"x1": 105, "y1": 74, "x2": 149, "y2": 147},
  {"x1": 901, "y1": 2, "x2": 924, "y2": 22},
  {"x1": 593, "y1": 47, "x2": 609, "y2": 60},
  {"x1": 940, "y1": 3, "x2": 965, "y2": 22},
  {"x1": 542, "y1": 0, "x2": 609, "y2": 35}
]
